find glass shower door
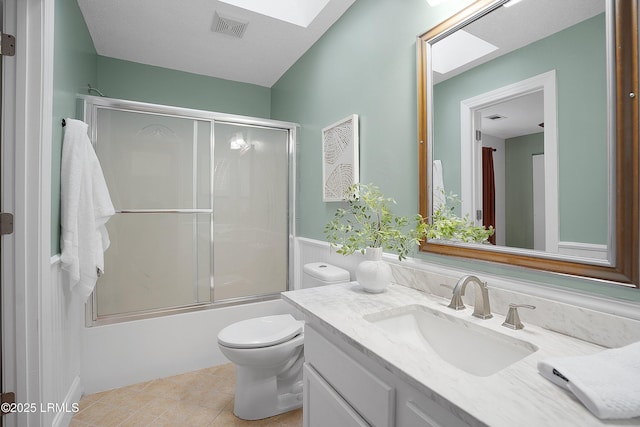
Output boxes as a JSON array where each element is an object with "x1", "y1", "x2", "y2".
[
  {"x1": 212, "y1": 123, "x2": 289, "y2": 301},
  {"x1": 87, "y1": 98, "x2": 294, "y2": 323},
  {"x1": 94, "y1": 108, "x2": 213, "y2": 317}
]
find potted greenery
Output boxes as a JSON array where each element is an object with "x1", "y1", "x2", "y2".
[
  {"x1": 324, "y1": 183, "x2": 428, "y2": 292},
  {"x1": 429, "y1": 191, "x2": 495, "y2": 243}
]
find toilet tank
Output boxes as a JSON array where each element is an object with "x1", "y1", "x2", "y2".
[{"x1": 302, "y1": 263, "x2": 350, "y2": 288}]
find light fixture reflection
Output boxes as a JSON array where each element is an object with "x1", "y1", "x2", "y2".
[{"x1": 230, "y1": 134, "x2": 249, "y2": 152}]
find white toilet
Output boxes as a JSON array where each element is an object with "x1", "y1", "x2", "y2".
[{"x1": 217, "y1": 262, "x2": 350, "y2": 420}]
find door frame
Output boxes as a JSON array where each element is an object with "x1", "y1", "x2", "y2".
[
  {"x1": 2, "y1": 0, "x2": 54, "y2": 425},
  {"x1": 460, "y1": 70, "x2": 559, "y2": 252}
]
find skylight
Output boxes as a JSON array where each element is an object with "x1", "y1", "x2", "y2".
[
  {"x1": 432, "y1": 30, "x2": 498, "y2": 74},
  {"x1": 218, "y1": 0, "x2": 331, "y2": 28}
]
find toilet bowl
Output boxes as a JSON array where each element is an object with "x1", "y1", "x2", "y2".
[
  {"x1": 218, "y1": 314, "x2": 305, "y2": 420},
  {"x1": 217, "y1": 263, "x2": 350, "y2": 420}
]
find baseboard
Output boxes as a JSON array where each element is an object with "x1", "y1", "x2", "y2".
[{"x1": 52, "y1": 375, "x2": 82, "y2": 427}]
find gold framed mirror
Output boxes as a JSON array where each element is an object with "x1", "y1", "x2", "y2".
[{"x1": 417, "y1": 0, "x2": 638, "y2": 287}]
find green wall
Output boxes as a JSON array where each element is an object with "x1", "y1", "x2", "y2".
[
  {"x1": 96, "y1": 56, "x2": 271, "y2": 118},
  {"x1": 505, "y1": 133, "x2": 544, "y2": 249},
  {"x1": 271, "y1": 3, "x2": 639, "y2": 301},
  {"x1": 51, "y1": 0, "x2": 98, "y2": 255},
  {"x1": 433, "y1": 14, "x2": 607, "y2": 244},
  {"x1": 271, "y1": 0, "x2": 474, "y2": 239}
]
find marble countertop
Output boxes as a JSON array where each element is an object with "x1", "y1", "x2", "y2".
[{"x1": 282, "y1": 282, "x2": 640, "y2": 427}]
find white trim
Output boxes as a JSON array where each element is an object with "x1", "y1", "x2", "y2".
[
  {"x1": 557, "y1": 241, "x2": 608, "y2": 260},
  {"x1": 2, "y1": 0, "x2": 54, "y2": 425},
  {"x1": 44, "y1": 256, "x2": 84, "y2": 426},
  {"x1": 532, "y1": 154, "x2": 545, "y2": 250},
  {"x1": 1, "y1": 0, "x2": 19, "y2": 423},
  {"x1": 40, "y1": 1, "x2": 56, "y2": 425},
  {"x1": 40, "y1": 4, "x2": 56, "y2": 409},
  {"x1": 51, "y1": 376, "x2": 82, "y2": 427},
  {"x1": 460, "y1": 70, "x2": 559, "y2": 252}
]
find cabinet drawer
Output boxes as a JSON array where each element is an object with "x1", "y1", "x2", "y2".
[
  {"x1": 306, "y1": 326, "x2": 394, "y2": 427},
  {"x1": 304, "y1": 363, "x2": 369, "y2": 427}
]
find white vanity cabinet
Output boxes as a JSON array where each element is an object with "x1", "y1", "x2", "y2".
[
  {"x1": 304, "y1": 325, "x2": 471, "y2": 427},
  {"x1": 303, "y1": 364, "x2": 369, "y2": 427}
]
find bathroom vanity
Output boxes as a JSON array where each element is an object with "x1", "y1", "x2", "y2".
[{"x1": 283, "y1": 282, "x2": 640, "y2": 427}]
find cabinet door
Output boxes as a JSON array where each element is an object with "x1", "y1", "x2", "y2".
[
  {"x1": 404, "y1": 401, "x2": 443, "y2": 427},
  {"x1": 400, "y1": 400, "x2": 470, "y2": 427},
  {"x1": 306, "y1": 326, "x2": 394, "y2": 426},
  {"x1": 303, "y1": 363, "x2": 369, "y2": 427}
]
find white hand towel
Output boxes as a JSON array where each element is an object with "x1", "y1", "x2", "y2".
[
  {"x1": 537, "y1": 341, "x2": 640, "y2": 420},
  {"x1": 60, "y1": 119, "x2": 115, "y2": 301},
  {"x1": 432, "y1": 160, "x2": 446, "y2": 212}
]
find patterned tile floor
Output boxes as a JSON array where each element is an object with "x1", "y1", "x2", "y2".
[{"x1": 70, "y1": 363, "x2": 303, "y2": 427}]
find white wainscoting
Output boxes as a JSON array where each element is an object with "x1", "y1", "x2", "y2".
[
  {"x1": 44, "y1": 256, "x2": 84, "y2": 427},
  {"x1": 294, "y1": 237, "x2": 359, "y2": 289},
  {"x1": 557, "y1": 241, "x2": 608, "y2": 260}
]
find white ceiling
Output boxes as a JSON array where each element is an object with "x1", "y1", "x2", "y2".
[
  {"x1": 480, "y1": 91, "x2": 544, "y2": 139},
  {"x1": 434, "y1": 0, "x2": 605, "y2": 83},
  {"x1": 76, "y1": 0, "x2": 356, "y2": 88}
]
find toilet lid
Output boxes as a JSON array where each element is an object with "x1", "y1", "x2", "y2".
[{"x1": 218, "y1": 314, "x2": 304, "y2": 349}]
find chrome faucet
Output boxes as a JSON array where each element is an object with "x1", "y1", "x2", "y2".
[{"x1": 447, "y1": 275, "x2": 493, "y2": 319}]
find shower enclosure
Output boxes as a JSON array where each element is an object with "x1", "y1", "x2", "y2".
[{"x1": 82, "y1": 96, "x2": 297, "y2": 325}]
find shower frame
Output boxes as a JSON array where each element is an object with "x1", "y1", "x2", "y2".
[{"x1": 80, "y1": 96, "x2": 298, "y2": 326}]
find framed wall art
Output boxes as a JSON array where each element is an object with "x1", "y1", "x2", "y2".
[{"x1": 322, "y1": 114, "x2": 359, "y2": 201}]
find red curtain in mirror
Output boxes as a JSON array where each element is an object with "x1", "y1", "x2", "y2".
[{"x1": 482, "y1": 147, "x2": 496, "y2": 245}]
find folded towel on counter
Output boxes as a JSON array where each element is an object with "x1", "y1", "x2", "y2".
[
  {"x1": 60, "y1": 119, "x2": 115, "y2": 301},
  {"x1": 537, "y1": 341, "x2": 640, "y2": 420}
]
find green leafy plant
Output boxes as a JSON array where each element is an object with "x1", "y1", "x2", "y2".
[
  {"x1": 324, "y1": 183, "x2": 428, "y2": 261},
  {"x1": 428, "y1": 191, "x2": 494, "y2": 243}
]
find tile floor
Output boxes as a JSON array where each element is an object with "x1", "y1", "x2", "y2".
[{"x1": 70, "y1": 363, "x2": 303, "y2": 427}]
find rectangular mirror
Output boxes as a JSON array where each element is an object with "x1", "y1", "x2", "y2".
[{"x1": 417, "y1": 0, "x2": 638, "y2": 287}]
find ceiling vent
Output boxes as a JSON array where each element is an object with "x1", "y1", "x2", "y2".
[
  {"x1": 212, "y1": 12, "x2": 249, "y2": 39},
  {"x1": 486, "y1": 114, "x2": 507, "y2": 121}
]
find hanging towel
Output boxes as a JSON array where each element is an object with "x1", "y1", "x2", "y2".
[
  {"x1": 432, "y1": 160, "x2": 446, "y2": 213},
  {"x1": 60, "y1": 119, "x2": 115, "y2": 301},
  {"x1": 537, "y1": 341, "x2": 640, "y2": 420}
]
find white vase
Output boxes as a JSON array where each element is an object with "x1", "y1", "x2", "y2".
[{"x1": 355, "y1": 247, "x2": 392, "y2": 293}]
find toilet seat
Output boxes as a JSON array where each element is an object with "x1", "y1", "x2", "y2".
[{"x1": 218, "y1": 314, "x2": 303, "y2": 349}]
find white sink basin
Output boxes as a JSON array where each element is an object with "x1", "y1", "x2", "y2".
[{"x1": 364, "y1": 304, "x2": 538, "y2": 377}]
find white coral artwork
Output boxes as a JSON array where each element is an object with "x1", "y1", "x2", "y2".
[{"x1": 322, "y1": 115, "x2": 359, "y2": 201}]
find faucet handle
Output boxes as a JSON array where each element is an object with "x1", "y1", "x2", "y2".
[
  {"x1": 502, "y1": 303, "x2": 536, "y2": 330},
  {"x1": 440, "y1": 284, "x2": 465, "y2": 310}
]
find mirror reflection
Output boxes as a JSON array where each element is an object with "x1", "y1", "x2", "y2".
[{"x1": 428, "y1": 0, "x2": 610, "y2": 262}]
